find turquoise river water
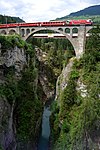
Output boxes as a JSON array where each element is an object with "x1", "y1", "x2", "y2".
[{"x1": 38, "y1": 106, "x2": 51, "y2": 150}]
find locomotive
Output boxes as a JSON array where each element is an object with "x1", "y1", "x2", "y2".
[
  {"x1": 66, "y1": 19, "x2": 93, "y2": 25},
  {"x1": 0, "y1": 19, "x2": 93, "y2": 28}
]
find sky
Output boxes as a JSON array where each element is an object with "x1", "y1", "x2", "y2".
[{"x1": 0, "y1": 0, "x2": 100, "y2": 22}]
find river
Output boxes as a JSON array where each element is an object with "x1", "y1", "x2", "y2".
[{"x1": 38, "y1": 106, "x2": 51, "y2": 150}]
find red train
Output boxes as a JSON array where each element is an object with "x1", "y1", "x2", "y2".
[{"x1": 0, "y1": 19, "x2": 93, "y2": 28}]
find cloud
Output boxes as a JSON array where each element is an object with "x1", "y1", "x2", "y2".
[{"x1": 0, "y1": 0, "x2": 100, "y2": 22}]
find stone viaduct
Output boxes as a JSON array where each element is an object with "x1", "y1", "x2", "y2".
[{"x1": 0, "y1": 25, "x2": 93, "y2": 58}]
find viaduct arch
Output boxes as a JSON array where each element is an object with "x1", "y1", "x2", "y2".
[
  {"x1": 24, "y1": 27, "x2": 76, "y2": 50},
  {"x1": 0, "y1": 25, "x2": 93, "y2": 58}
]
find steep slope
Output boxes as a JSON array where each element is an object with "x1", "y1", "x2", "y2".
[{"x1": 50, "y1": 27, "x2": 100, "y2": 149}]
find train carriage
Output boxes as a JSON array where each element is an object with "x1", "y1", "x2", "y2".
[
  {"x1": 0, "y1": 19, "x2": 93, "y2": 29},
  {"x1": 39, "y1": 21, "x2": 66, "y2": 26}
]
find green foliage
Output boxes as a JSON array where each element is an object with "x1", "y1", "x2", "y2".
[
  {"x1": 0, "y1": 35, "x2": 35, "y2": 60},
  {"x1": 80, "y1": 26, "x2": 100, "y2": 83},
  {"x1": 50, "y1": 101, "x2": 60, "y2": 144},
  {"x1": 60, "y1": 78, "x2": 77, "y2": 110},
  {"x1": 70, "y1": 70, "x2": 79, "y2": 79},
  {"x1": 0, "y1": 35, "x2": 23, "y2": 52},
  {"x1": 0, "y1": 35, "x2": 13, "y2": 50}
]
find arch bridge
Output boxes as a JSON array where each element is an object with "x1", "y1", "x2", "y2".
[{"x1": 0, "y1": 25, "x2": 93, "y2": 58}]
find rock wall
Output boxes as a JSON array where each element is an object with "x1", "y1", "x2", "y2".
[
  {"x1": 0, "y1": 46, "x2": 27, "y2": 77},
  {"x1": 0, "y1": 43, "x2": 27, "y2": 149}
]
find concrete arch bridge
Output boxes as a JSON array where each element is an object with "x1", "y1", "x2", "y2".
[{"x1": 0, "y1": 25, "x2": 93, "y2": 58}]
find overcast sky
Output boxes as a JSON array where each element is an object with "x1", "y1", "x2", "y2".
[{"x1": 0, "y1": 0, "x2": 100, "y2": 22}]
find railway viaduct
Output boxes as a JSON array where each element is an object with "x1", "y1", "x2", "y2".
[{"x1": 0, "y1": 25, "x2": 93, "y2": 58}]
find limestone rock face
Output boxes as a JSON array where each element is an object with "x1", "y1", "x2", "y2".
[
  {"x1": 0, "y1": 46, "x2": 27, "y2": 77},
  {"x1": 55, "y1": 57, "x2": 88, "y2": 102},
  {"x1": 0, "y1": 44, "x2": 27, "y2": 150},
  {"x1": 55, "y1": 58, "x2": 74, "y2": 102},
  {"x1": 76, "y1": 78, "x2": 88, "y2": 98},
  {"x1": 0, "y1": 96, "x2": 16, "y2": 150},
  {"x1": 0, "y1": 96, "x2": 10, "y2": 146}
]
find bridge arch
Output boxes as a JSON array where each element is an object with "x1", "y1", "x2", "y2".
[
  {"x1": 21, "y1": 29, "x2": 25, "y2": 37},
  {"x1": 9, "y1": 29, "x2": 16, "y2": 35},
  {"x1": 0, "y1": 30, "x2": 7, "y2": 35},
  {"x1": 26, "y1": 29, "x2": 30, "y2": 35},
  {"x1": 72, "y1": 27, "x2": 78, "y2": 33},
  {"x1": 65, "y1": 28, "x2": 70, "y2": 33},
  {"x1": 58, "y1": 28, "x2": 63, "y2": 31},
  {"x1": 86, "y1": 26, "x2": 93, "y2": 33},
  {"x1": 25, "y1": 27, "x2": 73, "y2": 43},
  {"x1": 24, "y1": 27, "x2": 77, "y2": 57},
  {"x1": 31, "y1": 28, "x2": 35, "y2": 32}
]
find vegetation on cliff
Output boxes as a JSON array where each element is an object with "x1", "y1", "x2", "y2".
[
  {"x1": 50, "y1": 26, "x2": 100, "y2": 149},
  {"x1": 0, "y1": 35, "x2": 43, "y2": 144}
]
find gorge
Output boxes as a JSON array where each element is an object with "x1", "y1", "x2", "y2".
[{"x1": 0, "y1": 27, "x2": 100, "y2": 150}]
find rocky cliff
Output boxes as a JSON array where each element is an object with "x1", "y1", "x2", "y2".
[
  {"x1": 0, "y1": 42, "x2": 27, "y2": 149},
  {"x1": 0, "y1": 35, "x2": 43, "y2": 150}
]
